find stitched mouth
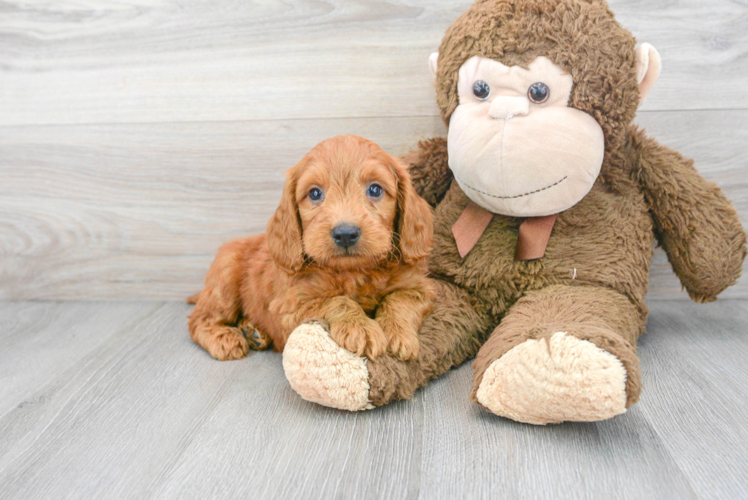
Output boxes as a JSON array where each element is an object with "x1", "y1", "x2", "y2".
[{"x1": 456, "y1": 176, "x2": 567, "y2": 200}]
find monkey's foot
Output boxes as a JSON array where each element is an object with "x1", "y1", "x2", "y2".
[
  {"x1": 283, "y1": 322, "x2": 373, "y2": 411},
  {"x1": 475, "y1": 332, "x2": 627, "y2": 425}
]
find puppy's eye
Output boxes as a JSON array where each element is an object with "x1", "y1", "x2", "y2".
[
  {"x1": 367, "y1": 183, "x2": 384, "y2": 199},
  {"x1": 473, "y1": 80, "x2": 490, "y2": 101},
  {"x1": 308, "y1": 188, "x2": 324, "y2": 202},
  {"x1": 528, "y1": 82, "x2": 550, "y2": 104}
]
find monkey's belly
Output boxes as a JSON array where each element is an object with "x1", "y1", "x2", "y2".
[{"x1": 428, "y1": 183, "x2": 654, "y2": 316}]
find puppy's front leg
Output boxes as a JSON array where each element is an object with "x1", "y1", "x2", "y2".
[
  {"x1": 375, "y1": 284, "x2": 434, "y2": 361},
  {"x1": 297, "y1": 297, "x2": 387, "y2": 359}
]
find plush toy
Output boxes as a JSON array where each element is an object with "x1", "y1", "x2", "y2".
[{"x1": 282, "y1": 0, "x2": 747, "y2": 424}]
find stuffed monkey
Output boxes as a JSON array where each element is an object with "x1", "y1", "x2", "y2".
[{"x1": 282, "y1": 0, "x2": 746, "y2": 424}]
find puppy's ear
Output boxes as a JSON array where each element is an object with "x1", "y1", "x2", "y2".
[
  {"x1": 266, "y1": 162, "x2": 304, "y2": 273},
  {"x1": 391, "y1": 157, "x2": 434, "y2": 264}
]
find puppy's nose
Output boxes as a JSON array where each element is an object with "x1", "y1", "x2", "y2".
[{"x1": 331, "y1": 224, "x2": 361, "y2": 249}]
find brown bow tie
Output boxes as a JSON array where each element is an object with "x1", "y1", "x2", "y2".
[{"x1": 452, "y1": 201, "x2": 557, "y2": 260}]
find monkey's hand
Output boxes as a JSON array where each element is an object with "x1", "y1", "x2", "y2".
[
  {"x1": 633, "y1": 129, "x2": 746, "y2": 302},
  {"x1": 400, "y1": 137, "x2": 452, "y2": 207}
]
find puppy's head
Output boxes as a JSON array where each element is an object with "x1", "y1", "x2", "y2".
[{"x1": 266, "y1": 135, "x2": 433, "y2": 272}]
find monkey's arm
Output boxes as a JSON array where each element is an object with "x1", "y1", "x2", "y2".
[
  {"x1": 632, "y1": 129, "x2": 746, "y2": 302},
  {"x1": 400, "y1": 137, "x2": 452, "y2": 207}
]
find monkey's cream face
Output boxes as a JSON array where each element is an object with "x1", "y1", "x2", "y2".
[{"x1": 447, "y1": 56, "x2": 605, "y2": 217}]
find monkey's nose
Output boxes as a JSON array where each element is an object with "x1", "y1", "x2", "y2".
[
  {"x1": 331, "y1": 224, "x2": 361, "y2": 249},
  {"x1": 488, "y1": 96, "x2": 529, "y2": 120}
]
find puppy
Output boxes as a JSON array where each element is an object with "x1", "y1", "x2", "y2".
[{"x1": 188, "y1": 135, "x2": 434, "y2": 362}]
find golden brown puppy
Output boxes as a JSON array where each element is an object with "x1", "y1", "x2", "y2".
[{"x1": 188, "y1": 135, "x2": 434, "y2": 362}]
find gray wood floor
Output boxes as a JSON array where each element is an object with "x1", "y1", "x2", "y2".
[{"x1": 0, "y1": 300, "x2": 746, "y2": 500}]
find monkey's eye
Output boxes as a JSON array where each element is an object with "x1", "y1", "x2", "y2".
[
  {"x1": 366, "y1": 183, "x2": 384, "y2": 200},
  {"x1": 473, "y1": 80, "x2": 490, "y2": 101},
  {"x1": 528, "y1": 82, "x2": 550, "y2": 104},
  {"x1": 308, "y1": 187, "x2": 324, "y2": 202}
]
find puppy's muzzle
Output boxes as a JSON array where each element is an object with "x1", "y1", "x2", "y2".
[{"x1": 331, "y1": 224, "x2": 361, "y2": 249}]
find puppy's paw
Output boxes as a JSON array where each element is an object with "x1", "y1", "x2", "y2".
[
  {"x1": 365, "y1": 320, "x2": 389, "y2": 359},
  {"x1": 376, "y1": 314, "x2": 420, "y2": 361},
  {"x1": 207, "y1": 326, "x2": 250, "y2": 361},
  {"x1": 237, "y1": 317, "x2": 272, "y2": 351},
  {"x1": 329, "y1": 317, "x2": 387, "y2": 359},
  {"x1": 384, "y1": 326, "x2": 419, "y2": 361}
]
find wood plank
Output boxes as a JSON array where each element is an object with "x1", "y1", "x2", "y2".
[
  {"x1": 1, "y1": 110, "x2": 745, "y2": 300},
  {"x1": 0, "y1": 300, "x2": 159, "y2": 416},
  {"x1": 0, "y1": 118, "x2": 438, "y2": 301},
  {"x1": 637, "y1": 300, "x2": 748, "y2": 499},
  {"x1": 0, "y1": 301, "x2": 423, "y2": 500},
  {"x1": 1, "y1": 0, "x2": 746, "y2": 127},
  {"x1": 0, "y1": 302, "x2": 246, "y2": 499},
  {"x1": 418, "y1": 367, "x2": 698, "y2": 500},
  {"x1": 1, "y1": 300, "x2": 746, "y2": 499},
  {"x1": 0, "y1": 116, "x2": 444, "y2": 300},
  {"x1": 152, "y1": 353, "x2": 423, "y2": 500}
]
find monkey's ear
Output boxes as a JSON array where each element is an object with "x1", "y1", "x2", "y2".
[
  {"x1": 266, "y1": 163, "x2": 305, "y2": 273},
  {"x1": 635, "y1": 43, "x2": 661, "y2": 105},
  {"x1": 429, "y1": 52, "x2": 439, "y2": 77}
]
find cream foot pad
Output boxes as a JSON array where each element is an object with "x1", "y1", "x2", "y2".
[
  {"x1": 283, "y1": 322, "x2": 373, "y2": 411},
  {"x1": 476, "y1": 331, "x2": 627, "y2": 425}
]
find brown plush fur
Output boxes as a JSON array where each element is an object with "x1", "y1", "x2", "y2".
[
  {"x1": 189, "y1": 135, "x2": 434, "y2": 361},
  {"x1": 359, "y1": 0, "x2": 746, "y2": 413}
]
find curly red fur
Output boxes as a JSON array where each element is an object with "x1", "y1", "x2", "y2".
[{"x1": 188, "y1": 135, "x2": 434, "y2": 361}]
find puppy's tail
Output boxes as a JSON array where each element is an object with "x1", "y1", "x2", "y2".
[{"x1": 186, "y1": 292, "x2": 201, "y2": 304}]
